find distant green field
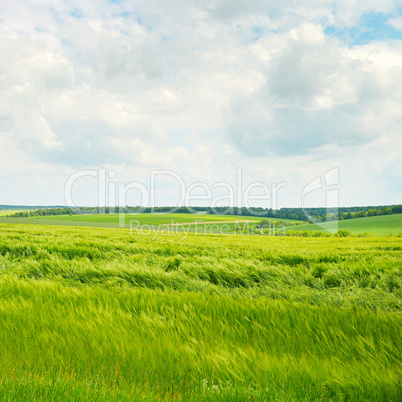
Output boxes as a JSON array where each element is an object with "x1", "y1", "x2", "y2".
[
  {"x1": 0, "y1": 210, "x2": 28, "y2": 217},
  {"x1": 0, "y1": 213, "x2": 299, "y2": 233},
  {"x1": 287, "y1": 214, "x2": 402, "y2": 236},
  {"x1": 2, "y1": 212, "x2": 401, "y2": 236},
  {"x1": 39, "y1": 212, "x2": 295, "y2": 224}
]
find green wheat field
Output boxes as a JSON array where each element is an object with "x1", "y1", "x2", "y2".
[
  {"x1": 0, "y1": 213, "x2": 297, "y2": 234},
  {"x1": 288, "y1": 214, "x2": 402, "y2": 236},
  {"x1": 0, "y1": 221, "x2": 401, "y2": 401}
]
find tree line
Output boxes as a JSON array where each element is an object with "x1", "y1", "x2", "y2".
[{"x1": 6, "y1": 204, "x2": 402, "y2": 222}]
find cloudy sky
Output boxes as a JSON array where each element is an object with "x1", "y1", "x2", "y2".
[{"x1": 1, "y1": 0, "x2": 402, "y2": 208}]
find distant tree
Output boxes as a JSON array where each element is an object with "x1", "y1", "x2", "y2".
[{"x1": 392, "y1": 205, "x2": 402, "y2": 214}]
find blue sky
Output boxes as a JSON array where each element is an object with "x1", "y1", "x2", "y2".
[
  {"x1": 325, "y1": 9, "x2": 402, "y2": 44},
  {"x1": 0, "y1": 0, "x2": 401, "y2": 207}
]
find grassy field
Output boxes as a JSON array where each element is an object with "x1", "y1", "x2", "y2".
[
  {"x1": 2, "y1": 212, "x2": 401, "y2": 237},
  {"x1": 0, "y1": 213, "x2": 299, "y2": 233},
  {"x1": 287, "y1": 214, "x2": 402, "y2": 236},
  {"x1": 0, "y1": 223, "x2": 400, "y2": 400},
  {"x1": 0, "y1": 210, "x2": 28, "y2": 217}
]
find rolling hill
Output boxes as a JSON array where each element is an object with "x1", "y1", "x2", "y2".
[{"x1": 287, "y1": 214, "x2": 402, "y2": 236}]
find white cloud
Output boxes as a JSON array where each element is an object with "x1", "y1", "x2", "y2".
[
  {"x1": 0, "y1": 1, "x2": 401, "y2": 206},
  {"x1": 388, "y1": 15, "x2": 402, "y2": 31},
  {"x1": 225, "y1": 24, "x2": 402, "y2": 157}
]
